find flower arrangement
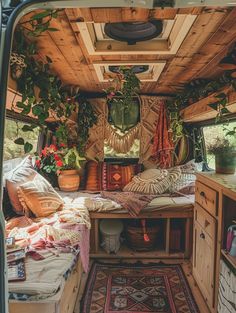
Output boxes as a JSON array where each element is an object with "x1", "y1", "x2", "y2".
[
  {"x1": 35, "y1": 144, "x2": 85, "y2": 184},
  {"x1": 207, "y1": 137, "x2": 236, "y2": 155}
]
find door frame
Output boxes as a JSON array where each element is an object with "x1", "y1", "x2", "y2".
[{"x1": 0, "y1": 1, "x2": 235, "y2": 313}]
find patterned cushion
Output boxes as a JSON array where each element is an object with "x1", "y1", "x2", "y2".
[
  {"x1": 123, "y1": 167, "x2": 181, "y2": 195},
  {"x1": 170, "y1": 160, "x2": 202, "y2": 193},
  {"x1": 5, "y1": 157, "x2": 37, "y2": 215},
  {"x1": 17, "y1": 176, "x2": 64, "y2": 217},
  {"x1": 102, "y1": 163, "x2": 137, "y2": 191},
  {"x1": 85, "y1": 161, "x2": 142, "y2": 191}
]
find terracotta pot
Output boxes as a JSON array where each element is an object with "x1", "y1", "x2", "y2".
[
  {"x1": 58, "y1": 169, "x2": 80, "y2": 192},
  {"x1": 215, "y1": 153, "x2": 236, "y2": 174}
]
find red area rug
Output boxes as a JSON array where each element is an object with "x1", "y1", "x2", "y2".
[{"x1": 81, "y1": 262, "x2": 199, "y2": 313}]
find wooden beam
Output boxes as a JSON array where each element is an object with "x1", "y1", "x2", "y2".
[{"x1": 181, "y1": 86, "x2": 236, "y2": 123}]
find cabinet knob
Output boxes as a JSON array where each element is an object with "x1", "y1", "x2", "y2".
[
  {"x1": 200, "y1": 232, "x2": 205, "y2": 239},
  {"x1": 200, "y1": 191, "x2": 206, "y2": 198}
]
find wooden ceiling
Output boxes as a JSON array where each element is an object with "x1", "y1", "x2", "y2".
[{"x1": 19, "y1": 6, "x2": 236, "y2": 95}]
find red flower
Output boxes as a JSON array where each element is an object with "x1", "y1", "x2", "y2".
[
  {"x1": 60, "y1": 143, "x2": 66, "y2": 147},
  {"x1": 35, "y1": 159, "x2": 41, "y2": 168},
  {"x1": 56, "y1": 160, "x2": 63, "y2": 167},
  {"x1": 49, "y1": 144, "x2": 57, "y2": 151},
  {"x1": 54, "y1": 154, "x2": 60, "y2": 161},
  {"x1": 41, "y1": 148, "x2": 47, "y2": 157}
]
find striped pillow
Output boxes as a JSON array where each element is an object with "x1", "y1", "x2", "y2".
[{"x1": 17, "y1": 176, "x2": 64, "y2": 217}]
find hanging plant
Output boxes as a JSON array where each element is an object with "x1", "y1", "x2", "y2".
[
  {"x1": 77, "y1": 97, "x2": 98, "y2": 156},
  {"x1": 105, "y1": 66, "x2": 141, "y2": 132},
  {"x1": 11, "y1": 26, "x2": 76, "y2": 152},
  {"x1": 167, "y1": 71, "x2": 236, "y2": 140},
  {"x1": 19, "y1": 9, "x2": 61, "y2": 37}
]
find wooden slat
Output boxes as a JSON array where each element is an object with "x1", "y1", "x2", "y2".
[{"x1": 181, "y1": 86, "x2": 236, "y2": 122}]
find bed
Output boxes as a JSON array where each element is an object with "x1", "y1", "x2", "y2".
[
  {"x1": 6, "y1": 202, "x2": 90, "y2": 313},
  {"x1": 58, "y1": 191, "x2": 194, "y2": 259}
]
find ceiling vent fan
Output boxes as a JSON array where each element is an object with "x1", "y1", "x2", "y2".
[
  {"x1": 108, "y1": 65, "x2": 149, "y2": 74},
  {"x1": 104, "y1": 20, "x2": 163, "y2": 45}
]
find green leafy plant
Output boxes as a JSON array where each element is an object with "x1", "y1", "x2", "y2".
[
  {"x1": 11, "y1": 27, "x2": 77, "y2": 151},
  {"x1": 77, "y1": 97, "x2": 98, "y2": 155},
  {"x1": 105, "y1": 66, "x2": 141, "y2": 132},
  {"x1": 19, "y1": 9, "x2": 60, "y2": 37},
  {"x1": 207, "y1": 137, "x2": 236, "y2": 155},
  {"x1": 167, "y1": 71, "x2": 236, "y2": 140},
  {"x1": 59, "y1": 146, "x2": 85, "y2": 170}
]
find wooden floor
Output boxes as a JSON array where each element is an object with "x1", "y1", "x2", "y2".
[{"x1": 74, "y1": 258, "x2": 210, "y2": 313}]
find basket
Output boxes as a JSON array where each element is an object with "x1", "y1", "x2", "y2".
[{"x1": 125, "y1": 219, "x2": 159, "y2": 251}]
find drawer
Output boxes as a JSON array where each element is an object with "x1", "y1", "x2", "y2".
[
  {"x1": 195, "y1": 181, "x2": 218, "y2": 216},
  {"x1": 194, "y1": 203, "x2": 216, "y2": 240},
  {"x1": 59, "y1": 259, "x2": 82, "y2": 313}
]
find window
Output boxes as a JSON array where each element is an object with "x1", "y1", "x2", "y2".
[
  {"x1": 3, "y1": 119, "x2": 40, "y2": 161},
  {"x1": 202, "y1": 121, "x2": 236, "y2": 169}
]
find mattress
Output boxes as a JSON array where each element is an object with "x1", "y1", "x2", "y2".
[
  {"x1": 58, "y1": 191, "x2": 194, "y2": 214},
  {"x1": 8, "y1": 251, "x2": 79, "y2": 301}
]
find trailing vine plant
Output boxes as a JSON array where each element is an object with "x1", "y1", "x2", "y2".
[
  {"x1": 105, "y1": 66, "x2": 141, "y2": 132},
  {"x1": 10, "y1": 12, "x2": 76, "y2": 152},
  {"x1": 167, "y1": 71, "x2": 236, "y2": 141},
  {"x1": 77, "y1": 97, "x2": 98, "y2": 156}
]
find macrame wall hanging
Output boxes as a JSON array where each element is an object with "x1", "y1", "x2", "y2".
[
  {"x1": 85, "y1": 96, "x2": 164, "y2": 162},
  {"x1": 105, "y1": 122, "x2": 140, "y2": 154}
]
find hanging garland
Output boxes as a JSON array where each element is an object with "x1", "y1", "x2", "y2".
[{"x1": 105, "y1": 122, "x2": 140, "y2": 154}]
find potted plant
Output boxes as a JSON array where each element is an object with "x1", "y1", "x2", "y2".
[
  {"x1": 57, "y1": 146, "x2": 85, "y2": 192},
  {"x1": 207, "y1": 137, "x2": 236, "y2": 174}
]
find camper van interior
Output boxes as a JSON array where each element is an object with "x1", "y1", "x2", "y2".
[{"x1": 1, "y1": 1, "x2": 236, "y2": 313}]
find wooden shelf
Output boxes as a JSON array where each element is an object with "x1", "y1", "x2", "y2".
[
  {"x1": 90, "y1": 244, "x2": 185, "y2": 259},
  {"x1": 221, "y1": 249, "x2": 236, "y2": 269}
]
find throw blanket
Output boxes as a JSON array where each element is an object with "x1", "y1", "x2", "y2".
[
  {"x1": 152, "y1": 101, "x2": 174, "y2": 168},
  {"x1": 6, "y1": 205, "x2": 91, "y2": 272},
  {"x1": 100, "y1": 191, "x2": 155, "y2": 217}
]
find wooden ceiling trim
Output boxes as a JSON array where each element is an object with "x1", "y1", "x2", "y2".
[{"x1": 74, "y1": 7, "x2": 205, "y2": 23}]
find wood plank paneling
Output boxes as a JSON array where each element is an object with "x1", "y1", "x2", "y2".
[{"x1": 15, "y1": 7, "x2": 236, "y2": 95}]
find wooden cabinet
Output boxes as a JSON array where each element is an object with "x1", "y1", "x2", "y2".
[
  {"x1": 194, "y1": 172, "x2": 236, "y2": 313},
  {"x1": 195, "y1": 181, "x2": 218, "y2": 216},
  {"x1": 193, "y1": 206, "x2": 216, "y2": 309}
]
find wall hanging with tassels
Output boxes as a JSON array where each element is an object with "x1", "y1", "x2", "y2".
[{"x1": 105, "y1": 122, "x2": 140, "y2": 154}]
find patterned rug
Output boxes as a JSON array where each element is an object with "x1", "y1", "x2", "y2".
[{"x1": 81, "y1": 262, "x2": 199, "y2": 313}]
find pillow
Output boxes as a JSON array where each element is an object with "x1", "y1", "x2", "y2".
[
  {"x1": 123, "y1": 167, "x2": 181, "y2": 195},
  {"x1": 102, "y1": 163, "x2": 142, "y2": 191},
  {"x1": 85, "y1": 161, "x2": 102, "y2": 191},
  {"x1": 85, "y1": 161, "x2": 142, "y2": 191},
  {"x1": 17, "y1": 176, "x2": 64, "y2": 217},
  {"x1": 5, "y1": 157, "x2": 37, "y2": 215},
  {"x1": 170, "y1": 160, "x2": 202, "y2": 193}
]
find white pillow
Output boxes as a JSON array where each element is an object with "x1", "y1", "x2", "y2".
[{"x1": 123, "y1": 167, "x2": 181, "y2": 195}]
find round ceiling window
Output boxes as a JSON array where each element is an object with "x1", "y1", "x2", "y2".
[{"x1": 104, "y1": 20, "x2": 163, "y2": 45}]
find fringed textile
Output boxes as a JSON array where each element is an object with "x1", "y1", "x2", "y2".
[
  {"x1": 105, "y1": 122, "x2": 140, "y2": 154},
  {"x1": 152, "y1": 101, "x2": 174, "y2": 168}
]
